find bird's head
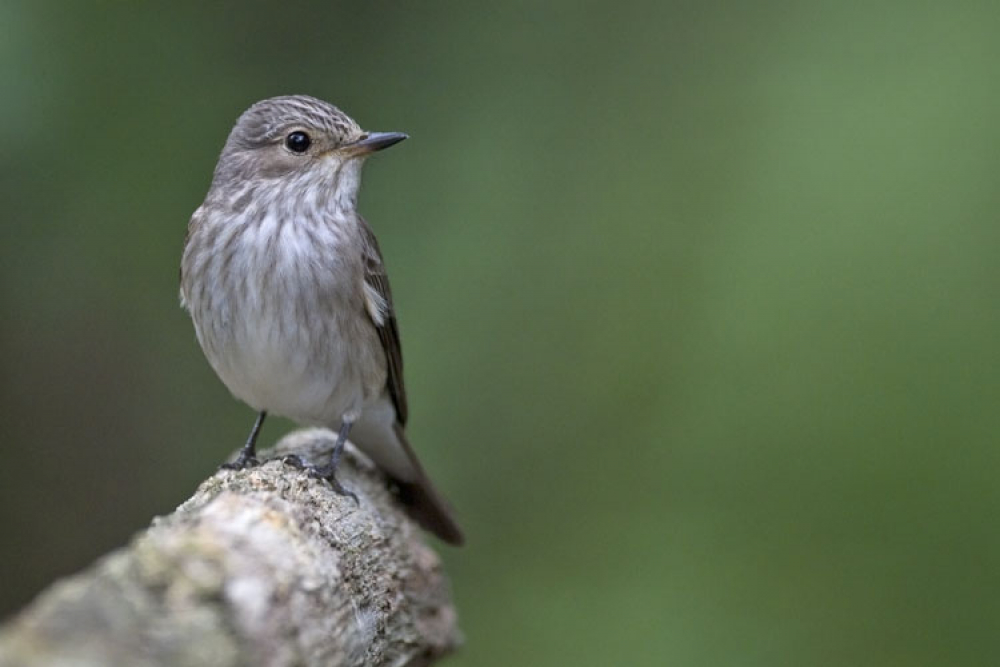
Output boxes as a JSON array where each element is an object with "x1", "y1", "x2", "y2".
[{"x1": 209, "y1": 95, "x2": 406, "y2": 212}]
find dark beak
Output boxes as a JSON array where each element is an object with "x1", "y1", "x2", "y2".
[{"x1": 343, "y1": 131, "x2": 408, "y2": 156}]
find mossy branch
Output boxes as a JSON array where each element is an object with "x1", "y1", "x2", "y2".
[{"x1": 0, "y1": 429, "x2": 460, "y2": 667}]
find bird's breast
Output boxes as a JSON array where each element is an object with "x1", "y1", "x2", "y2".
[{"x1": 184, "y1": 205, "x2": 385, "y2": 425}]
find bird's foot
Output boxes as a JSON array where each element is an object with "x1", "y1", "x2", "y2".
[
  {"x1": 219, "y1": 411, "x2": 267, "y2": 471},
  {"x1": 219, "y1": 452, "x2": 260, "y2": 471},
  {"x1": 282, "y1": 454, "x2": 359, "y2": 505},
  {"x1": 219, "y1": 455, "x2": 260, "y2": 470}
]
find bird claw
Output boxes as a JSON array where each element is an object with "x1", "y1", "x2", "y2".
[
  {"x1": 219, "y1": 412, "x2": 267, "y2": 472},
  {"x1": 280, "y1": 454, "x2": 307, "y2": 469},
  {"x1": 281, "y1": 455, "x2": 359, "y2": 505},
  {"x1": 317, "y1": 471, "x2": 360, "y2": 505},
  {"x1": 219, "y1": 454, "x2": 260, "y2": 471}
]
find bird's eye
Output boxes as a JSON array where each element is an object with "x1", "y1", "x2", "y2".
[{"x1": 285, "y1": 131, "x2": 311, "y2": 153}]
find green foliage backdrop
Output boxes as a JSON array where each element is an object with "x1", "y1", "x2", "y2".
[{"x1": 1, "y1": 2, "x2": 998, "y2": 664}]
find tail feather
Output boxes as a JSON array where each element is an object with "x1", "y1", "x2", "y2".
[
  {"x1": 349, "y1": 406, "x2": 464, "y2": 545},
  {"x1": 389, "y1": 424, "x2": 464, "y2": 545}
]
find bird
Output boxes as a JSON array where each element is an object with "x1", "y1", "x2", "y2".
[{"x1": 179, "y1": 95, "x2": 463, "y2": 545}]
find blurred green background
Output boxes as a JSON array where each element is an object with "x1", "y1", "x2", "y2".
[{"x1": 2, "y1": 1, "x2": 999, "y2": 664}]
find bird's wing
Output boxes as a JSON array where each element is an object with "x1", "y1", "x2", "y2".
[
  {"x1": 358, "y1": 215, "x2": 408, "y2": 425},
  {"x1": 356, "y1": 217, "x2": 465, "y2": 545}
]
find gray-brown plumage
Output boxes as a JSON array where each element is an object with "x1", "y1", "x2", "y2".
[{"x1": 180, "y1": 95, "x2": 463, "y2": 545}]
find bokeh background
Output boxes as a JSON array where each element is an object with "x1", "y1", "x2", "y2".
[{"x1": 2, "y1": 1, "x2": 999, "y2": 664}]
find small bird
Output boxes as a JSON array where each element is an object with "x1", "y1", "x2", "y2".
[{"x1": 180, "y1": 95, "x2": 463, "y2": 545}]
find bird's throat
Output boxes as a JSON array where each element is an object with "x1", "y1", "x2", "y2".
[{"x1": 329, "y1": 158, "x2": 364, "y2": 218}]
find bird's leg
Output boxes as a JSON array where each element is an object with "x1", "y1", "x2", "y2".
[
  {"x1": 220, "y1": 411, "x2": 267, "y2": 470},
  {"x1": 283, "y1": 420, "x2": 358, "y2": 504}
]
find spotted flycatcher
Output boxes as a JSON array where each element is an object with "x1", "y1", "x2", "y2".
[{"x1": 179, "y1": 95, "x2": 463, "y2": 545}]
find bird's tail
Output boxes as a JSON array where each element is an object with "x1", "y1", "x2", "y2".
[
  {"x1": 350, "y1": 414, "x2": 464, "y2": 545},
  {"x1": 387, "y1": 423, "x2": 465, "y2": 545}
]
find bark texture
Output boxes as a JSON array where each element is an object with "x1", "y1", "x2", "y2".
[{"x1": 0, "y1": 429, "x2": 460, "y2": 667}]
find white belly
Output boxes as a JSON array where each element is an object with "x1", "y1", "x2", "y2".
[{"x1": 211, "y1": 310, "x2": 361, "y2": 425}]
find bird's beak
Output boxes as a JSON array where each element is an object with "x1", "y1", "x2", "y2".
[{"x1": 342, "y1": 131, "x2": 408, "y2": 157}]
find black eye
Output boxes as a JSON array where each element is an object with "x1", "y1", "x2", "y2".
[{"x1": 285, "y1": 131, "x2": 311, "y2": 153}]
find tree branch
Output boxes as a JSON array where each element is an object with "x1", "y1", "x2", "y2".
[{"x1": 0, "y1": 429, "x2": 461, "y2": 667}]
